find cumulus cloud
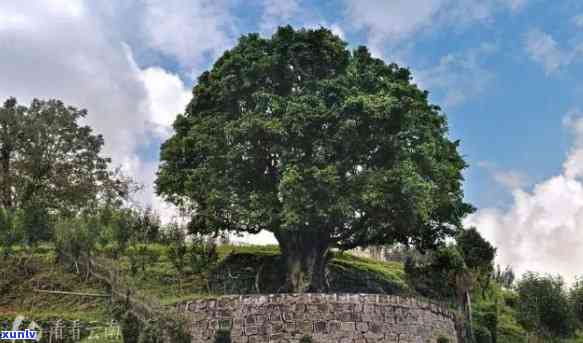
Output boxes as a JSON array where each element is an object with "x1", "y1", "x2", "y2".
[
  {"x1": 343, "y1": 0, "x2": 527, "y2": 55},
  {"x1": 138, "y1": 66, "x2": 192, "y2": 139},
  {"x1": 465, "y1": 109, "x2": 583, "y2": 284},
  {"x1": 0, "y1": 0, "x2": 195, "y2": 222},
  {"x1": 142, "y1": 0, "x2": 236, "y2": 77},
  {"x1": 415, "y1": 43, "x2": 497, "y2": 108}
]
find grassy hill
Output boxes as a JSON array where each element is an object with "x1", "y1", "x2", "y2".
[
  {"x1": 0, "y1": 246, "x2": 121, "y2": 342},
  {"x1": 3, "y1": 243, "x2": 582, "y2": 343},
  {"x1": 109, "y1": 244, "x2": 411, "y2": 305}
]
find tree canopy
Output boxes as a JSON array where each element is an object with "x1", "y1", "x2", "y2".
[
  {"x1": 516, "y1": 273, "x2": 577, "y2": 339},
  {"x1": 156, "y1": 26, "x2": 474, "y2": 292},
  {"x1": 0, "y1": 97, "x2": 125, "y2": 244}
]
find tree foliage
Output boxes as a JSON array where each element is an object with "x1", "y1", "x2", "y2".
[
  {"x1": 570, "y1": 277, "x2": 583, "y2": 327},
  {"x1": 493, "y1": 265, "x2": 515, "y2": 289},
  {"x1": 156, "y1": 26, "x2": 474, "y2": 291},
  {"x1": 0, "y1": 97, "x2": 127, "y2": 245},
  {"x1": 0, "y1": 207, "x2": 23, "y2": 256},
  {"x1": 516, "y1": 272, "x2": 577, "y2": 340}
]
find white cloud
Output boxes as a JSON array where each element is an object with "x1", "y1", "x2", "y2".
[
  {"x1": 416, "y1": 43, "x2": 497, "y2": 108},
  {"x1": 344, "y1": 0, "x2": 443, "y2": 54},
  {"x1": 142, "y1": 0, "x2": 236, "y2": 76},
  {"x1": 138, "y1": 67, "x2": 191, "y2": 139},
  {"x1": 492, "y1": 170, "x2": 530, "y2": 190},
  {"x1": 343, "y1": 0, "x2": 528, "y2": 56},
  {"x1": 465, "y1": 109, "x2": 583, "y2": 284},
  {"x1": 260, "y1": 0, "x2": 301, "y2": 35},
  {"x1": 573, "y1": 14, "x2": 583, "y2": 28},
  {"x1": 477, "y1": 161, "x2": 530, "y2": 190},
  {"x1": 524, "y1": 29, "x2": 573, "y2": 74},
  {"x1": 258, "y1": 0, "x2": 346, "y2": 44}
]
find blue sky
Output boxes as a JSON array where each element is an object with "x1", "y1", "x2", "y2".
[{"x1": 2, "y1": 0, "x2": 583, "y2": 282}]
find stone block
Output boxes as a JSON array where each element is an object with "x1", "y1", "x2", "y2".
[
  {"x1": 248, "y1": 335, "x2": 269, "y2": 343},
  {"x1": 328, "y1": 320, "x2": 341, "y2": 332},
  {"x1": 314, "y1": 321, "x2": 327, "y2": 334},
  {"x1": 340, "y1": 322, "x2": 355, "y2": 332},
  {"x1": 282, "y1": 311, "x2": 296, "y2": 322},
  {"x1": 297, "y1": 321, "x2": 313, "y2": 333},
  {"x1": 245, "y1": 325, "x2": 258, "y2": 336},
  {"x1": 219, "y1": 319, "x2": 233, "y2": 329},
  {"x1": 356, "y1": 322, "x2": 368, "y2": 332},
  {"x1": 255, "y1": 314, "x2": 267, "y2": 325},
  {"x1": 270, "y1": 322, "x2": 284, "y2": 334},
  {"x1": 268, "y1": 333, "x2": 285, "y2": 342},
  {"x1": 337, "y1": 312, "x2": 355, "y2": 322},
  {"x1": 284, "y1": 322, "x2": 297, "y2": 333}
]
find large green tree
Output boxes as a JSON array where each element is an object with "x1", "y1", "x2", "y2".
[
  {"x1": 0, "y1": 97, "x2": 122, "y2": 244},
  {"x1": 156, "y1": 26, "x2": 474, "y2": 292}
]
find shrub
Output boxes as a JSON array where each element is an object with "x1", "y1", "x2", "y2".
[
  {"x1": 570, "y1": 277, "x2": 583, "y2": 326},
  {"x1": 54, "y1": 215, "x2": 98, "y2": 260},
  {"x1": 165, "y1": 222, "x2": 187, "y2": 273},
  {"x1": 138, "y1": 319, "x2": 162, "y2": 343},
  {"x1": 300, "y1": 335, "x2": 314, "y2": 343},
  {"x1": 516, "y1": 272, "x2": 577, "y2": 339},
  {"x1": 214, "y1": 329, "x2": 231, "y2": 343},
  {"x1": 481, "y1": 311, "x2": 498, "y2": 343},
  {"x1": 21, "y1": 203, "x2": 52, "y2": 245},
  {"x1": 437, "y1": 336, "x2": 449, "y2": 343},
  {"x1": 168, "y1": 319, "x2": 192, "y2": 343},
  {"x1": 190, "y1": 235, "x2": 219, "y2": 274},
  {"x1": 0, "y1": 208, "x2": 23, "y2": 257},
  {"x1": 474, "y1": 326, "x2": 493, "y2": 343},
  {"x1": 120, "y1": 311, "x2": 140, "y2": 343}
]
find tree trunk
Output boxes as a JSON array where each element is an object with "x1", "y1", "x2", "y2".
[
  {"x1": 464, "y1": 290, "x2": 474, "y2": 342},
  {"x1": 0, "y1": 148, "x2": 12, "y2": 209},
  {"x1": 274, "y1": 230, "x2": 330, "y2": 293}
]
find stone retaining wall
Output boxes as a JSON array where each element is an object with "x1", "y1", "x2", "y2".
[{"x1": 176, "y1": 294, "x2": 458, "y2": 343}]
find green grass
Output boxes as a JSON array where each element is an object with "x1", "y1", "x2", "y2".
[
  {"x1": 0, "y1": 247, "x2": 122, "y2": 342},
  {"x1": 330, "y1": 251, "x2": 409, "y2": 290},
  {"x1": 97, "y1": 243, "x2": 412, "y2": 305}
]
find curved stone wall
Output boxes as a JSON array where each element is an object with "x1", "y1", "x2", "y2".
[{"x1": 176, "y1": 293, "x2": 458, "y2": 343}]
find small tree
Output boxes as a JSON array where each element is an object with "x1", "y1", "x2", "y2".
[
  {"x1": 54, "y1": 214, "x2": 101, "y2": 270},
  {"x1": 110, "y1": 208, "x2": 135, "y2": 258},
  {"x1": 0, "y1": 98, "x2": 121, "y2": 245},
  {"x1": 0, "y1": 207, "x2": 23, "y2": 257},
  {"x1": 493, "y1": 264, "x2": 515, "y2": 289},
  {"x1": 456, "y1": 227, "x2": 496, "y2": 288},
  {"x1": 516, "y1": 272, "x2": 577, "y2": 340},
  {"x1": 190, "y1": 235, "x2": 219, "y2": 274},
  {"x1": 165, "y1": 222, "x2": 188, "y2": 274}
]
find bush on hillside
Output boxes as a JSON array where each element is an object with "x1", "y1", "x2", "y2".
[
  {"x1": 516, "y1": 272, "x2": 577, "y2": 340},
  {"x1": 474, "y1": 326, "x2": 493, "y2": 343},
  {"x1": 214, "y1": 329, "x2": 231, "y2": 343}
]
